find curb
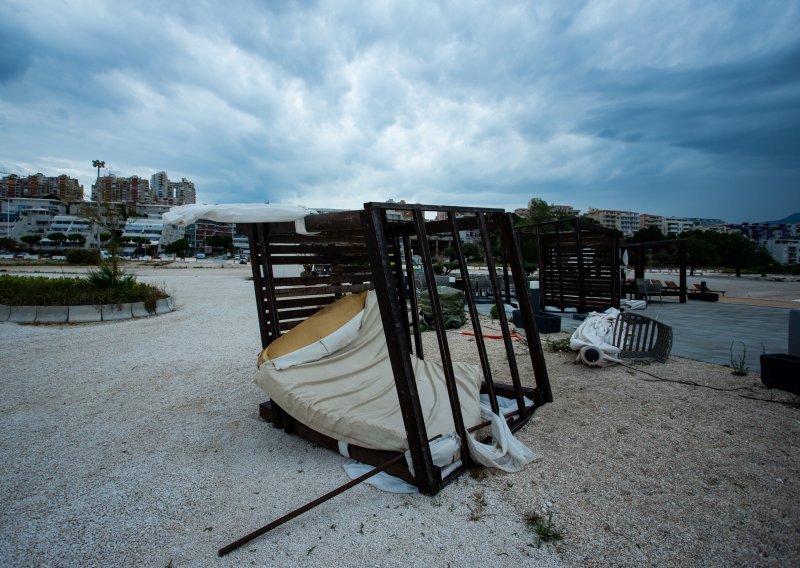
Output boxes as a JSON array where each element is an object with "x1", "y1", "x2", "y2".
[
  {"x1": 36, "y1": 306, "x2": 70, "y2": 324},
  {"x1": 1, "y1": 297, "x2": 175, "y2": 325}
]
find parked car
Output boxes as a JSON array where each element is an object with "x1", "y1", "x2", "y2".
[{"x1": 195, "y1": 253, "x2": 206, "y2": 259}]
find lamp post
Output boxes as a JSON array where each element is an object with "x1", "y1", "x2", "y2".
[
  {"x1": 90, "y1": 160, "x2": 105, "y2": 247},
  {"x1": 92, "y1": 160, "x2": 105, "y2": 198}
]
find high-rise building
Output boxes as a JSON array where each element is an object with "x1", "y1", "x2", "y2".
[
  {"x1": 91, "y1": 175, "x2": 149, "y2": 206},
  {"x1": 151, "y1": 171, "x2": 171, "y2": 201},
  {"x1": 1, "y1": 173, "x2": 83, "y2": 201},
  {"x1": 169, "y1": 178, "x2": 196, "y2": 204}
]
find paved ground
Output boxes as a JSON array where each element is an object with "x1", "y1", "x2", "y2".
[{"x1": 541, "y1": 272, "x2": 800, "y2": 372}]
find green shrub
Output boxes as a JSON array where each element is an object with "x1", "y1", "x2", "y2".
[
  {"x1": 0, "y1": 274, "x2": 167, "y2": 306},
  {"x1": 66, "y1": 248, "x2": 101, "y2": 265}
]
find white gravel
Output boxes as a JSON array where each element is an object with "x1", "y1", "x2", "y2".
[
  {"x1": 0, "y1": 266, "x2": 562, "y2": 567},
  {"x1": 1, "y1": 265, "x2": 798, "y2": 566}
]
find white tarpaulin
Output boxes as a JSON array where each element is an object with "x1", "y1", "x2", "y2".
[
  {"x1": 162, "y1": 203, "x2": 317, "y2": 233},
  {"x1": 569, "y1": 308, "x2": 624, "y2": 367}
]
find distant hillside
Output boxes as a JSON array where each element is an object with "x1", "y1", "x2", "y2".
[{"x1": 763, "y1": 212, "x2": 800, "y2": 224}]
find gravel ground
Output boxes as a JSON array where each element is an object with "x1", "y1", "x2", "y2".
[{"x1": 1, "y1": 265, "x2": 798, "y2": 567}]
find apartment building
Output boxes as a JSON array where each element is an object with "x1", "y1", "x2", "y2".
[
  {"x1": 1, "y1": 173, "x2": 83, "y2": 201},
  {"x1": 91, "y1": 175, "x2": 150, "y2": 206},
  {"x1": 170, "y1": 178, "x2": 196, "y2": 204},
  {"x1": 663, "y1": 217, "x2": 697, "y2": 236},
  {"x1": 121, "y1": 218, "x2": 184, "y2": 252},
  {"x1": 551, "y1": 204, "x2": 581, "y2": 217},
  {"x1": 586, "y1": 208, "x2": 640, "y2": 236},
  {"x1": 732, "y1": 222, "x2": 800, "y2": 241},
  {"x1": 151, "y1": 171, "x2": 170, "y2": 201},
  {"x1": 149, "y1": 171, "x2": 196, "y2": 205},
  {"x1": 762, "y1": 239, "x2": 799, "y2": 265},
  {"x1": 46, "y1": 215, "x2": 96, "y2": 246},
  {"x1": 184, "y1": 219, "x2": 235, "y2": 250}
]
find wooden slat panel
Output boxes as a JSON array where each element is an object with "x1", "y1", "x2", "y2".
[
  {"x1": 272, "y1": 274, "x2": 373, "y2": 287},
  {"x1": 273, "y1": 283, "x2": 374, "y2": 298}
]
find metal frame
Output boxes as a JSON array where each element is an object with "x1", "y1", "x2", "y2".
[{"x1": 241, "y1": 202, "x2": 551, "y2": 495}]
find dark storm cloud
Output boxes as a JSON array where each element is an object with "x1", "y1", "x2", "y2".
[{"x1": 0, "y1": 0, "x2": 797, "y2": 222}]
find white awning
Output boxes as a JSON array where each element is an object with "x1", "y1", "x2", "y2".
[{"x1": 162, "y1": 203, "x2": 317, "y2": 234}]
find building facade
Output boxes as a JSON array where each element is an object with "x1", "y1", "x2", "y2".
[
  {"x1": 1, "y1": 173, "x2": 83, "y2": 201},
  {"x1": 586, "y1": 208, "x2": 640, "y2": 237},
  {"x1": 121, "y1": 218, "x2": 184, "y2": 253},
  {"x1": 762, "y1": 239, "x2": 799, "y2": 265},
  {"x1": 91, "y1": 175, "x2": 150, "y2": 206},
  {"x1": 184, "y1": 219, "x2": 235, "y2": 250}
]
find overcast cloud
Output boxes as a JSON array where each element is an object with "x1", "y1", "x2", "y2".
[{"x1": 1, "y1": 0, "x2": 798, "y2": 222}]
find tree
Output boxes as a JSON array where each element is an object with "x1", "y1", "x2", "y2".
[
  {"x1": 80, "y1": 186, "x2": 129, "y2": 287},
  {"x1": 715, "y1": 232, "x2": 758, "y2": 277},
  {"x1": 165, "y1": 238, "x2": 189, "y2": 256},
  {"x1": 462, "y1": 242, "x2": 483, "y2": 262},
  {"x1": 47, "y1": 232, "x2": 69, "y2": 246},
  {"x1": 683, "y1": 231, "x2": 719, "y2": 276},
  {"x1": 0, "y1": 237, "x2": 17, "y2": 251},
  {"x1": 628, "y1": 226, "x2": 665, "y2": 244},
  {"x1": 67, "y1": 233, "x2": 86, "y2": 246},
  {"x1": 526, "y1": 198, "x2": 554, "y2": 224},
  {"x1": 205, "y1": 234, "x2": 233, "y2": 252},
  {"x1": 20, "y1": 235, "x2": 41, "y2": 247}
]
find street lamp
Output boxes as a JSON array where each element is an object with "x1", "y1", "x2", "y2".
[{"x1": 92, "y1": 160, "x2": 105, "y2": 181}]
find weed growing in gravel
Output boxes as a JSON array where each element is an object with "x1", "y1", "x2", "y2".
[
  {"x1": 547, "y1": 337, "x2": 572, "y2": 353},
  {"x1": 525, "y1": 511, "x2": 562, "y2": 547},
  {"x1": 729, "y1": 341, "x2": 749, "y2": 376},
  {"x1": 468, "y1": 490, "x2": 487, "y2": 521}
]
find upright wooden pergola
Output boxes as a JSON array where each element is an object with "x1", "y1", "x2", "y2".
[
  {"x1": 518, "y1": 218, "x2": 620, "y2": 314},
  {"x1": 238, "y1": 202, "x2": 552, "y2": 495},
  {"x1": 620, "y1": 239, "x2": 688, "y2": 303}
]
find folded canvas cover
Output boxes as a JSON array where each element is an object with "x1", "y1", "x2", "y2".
[{"x1": 255, "y1": 291, "x2": 483, "y2": 451}]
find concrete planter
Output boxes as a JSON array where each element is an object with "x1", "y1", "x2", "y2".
[
  {"x1": 8, "y1": 306, "x2": 37, "y2": 323},
  {"x1": 102, "y1": 303, "x2": 133, "y2": 321},
  {"x1": 68, "y1": 304, "x2": 103, "y2": 323},
  {"x1": 35, "y1": 306, "x2": 70, "y2": 324},
  {"x1": 1, "y1": 297, "x2": 175, "y2": 325}
]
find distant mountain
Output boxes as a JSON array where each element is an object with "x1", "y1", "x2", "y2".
[{"x1": 763, "y1": 212, "x2": 800, "y2": 224}]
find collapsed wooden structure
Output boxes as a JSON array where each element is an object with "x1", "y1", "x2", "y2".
[
  {"x1": 519, "y1": 218, "x2": 620, "y2": 314},
  {"x1": 239, "y1": 202, "x2": 552, "y2": 495}
]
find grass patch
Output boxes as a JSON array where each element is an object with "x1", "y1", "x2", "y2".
[
  {"x1": 546, "y1": 337, "x2": 572, "y2": 353},
  {"x1": 729, "y1": 341, "x2": 749, "y2": 376},
  {"x1": 0, "y1": 273, "x2": 168, "y2": 306},
  {"x1": 525, "y1": 511, "x2": 562, "y2": 546}
]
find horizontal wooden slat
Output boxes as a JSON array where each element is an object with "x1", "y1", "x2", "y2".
[
  {"x1": 274, "y1": 283, "x2": 374, "y2": 298},
  {"x1": 265, "y1": 255, "x2": 370, "y2": 265},
  {"x1": 275, "y1": 296, "x2": 338, "y2": 309},
  {"x1": 272, "y1": 274, "x2": 373, "y2": 287},
  {"x1": 264, "y1": 244, "x2": 367, "y2": 255}
]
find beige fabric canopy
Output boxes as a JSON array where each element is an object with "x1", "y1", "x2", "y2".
[{"x1": 255, "y1": 291, "x2": 483, "y2": 451}]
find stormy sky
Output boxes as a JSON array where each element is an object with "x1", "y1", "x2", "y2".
[{"x1": 1, "y1": 0, "x2": 798, "y2": 223}]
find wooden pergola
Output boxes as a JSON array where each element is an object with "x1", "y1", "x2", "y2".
[
  {"x1": 238, "y1": 202, "x2": 552, "y2": 496},
  {"x1": 518, "y1": 218, "x2": 620, "y2": 314},
  {"x1": 620, "y1": 239, "x2": 688, "y2": 303}
]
